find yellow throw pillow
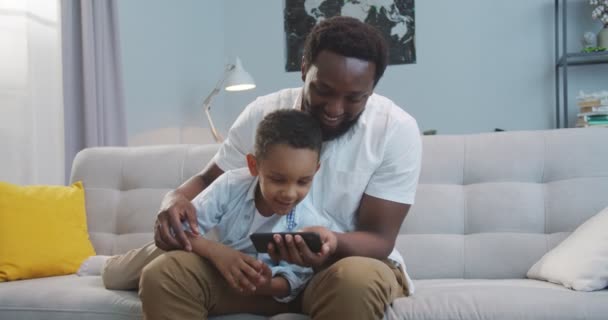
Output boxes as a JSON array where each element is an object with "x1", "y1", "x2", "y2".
[{"x1": 0, "y1": 181, "x2": 96, "y2": 281}]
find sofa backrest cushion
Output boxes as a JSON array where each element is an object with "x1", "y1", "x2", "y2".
[
  {"x1": 71, "y1": 128, "x2": 608, "y2": 280},
  {"x1": 70, "y1": 145, "x2": 220, "y2": 255},
  {"x1": 398, "y1": 128, "x2": 608, "y2": 279}
]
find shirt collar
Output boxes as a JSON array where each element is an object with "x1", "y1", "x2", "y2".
[
  {"x1": 246, "y1": 176, "x2": 259, "y2": 202},
  {"x1": 292, "y1": 88, "x2": 303, "y2": 110}
]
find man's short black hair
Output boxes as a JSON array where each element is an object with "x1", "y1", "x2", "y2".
[
  {"x1": 255, "y1": 109, "x2": 323, "y2": 160},
  {"x1": 302, "y1": 16, "x2": 389, "y2": 86}
]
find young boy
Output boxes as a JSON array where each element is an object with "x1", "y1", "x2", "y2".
[{"x1": 99, "y1": 109, "x2": 336, "y2": 309}]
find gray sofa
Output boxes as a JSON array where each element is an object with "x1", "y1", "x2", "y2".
[{"x1": 1, "y1": 128, "x2": 608, "y2": 319}]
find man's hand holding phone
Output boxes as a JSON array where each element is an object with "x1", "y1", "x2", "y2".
[{"x1": 267, "y1": 226, "x2": 337, "y2": 268}]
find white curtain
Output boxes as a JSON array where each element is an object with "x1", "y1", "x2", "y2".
[
  {"x1": 0, "y1": 0, "x2": 64, "y2": 185},
  {"x1": 61, "y1": 0, "x2": 127, "y2": 183}
]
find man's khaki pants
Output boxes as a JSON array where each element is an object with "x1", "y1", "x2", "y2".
[{"x1": 102, "y1": 242, "x2": 408, "y2": 320}]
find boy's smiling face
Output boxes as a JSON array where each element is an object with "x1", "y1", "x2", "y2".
[{"x1": 247, "y1": 143, "x2": 320, "y2": 216}]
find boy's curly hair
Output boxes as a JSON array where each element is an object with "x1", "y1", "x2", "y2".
[{"x1": 255, "y1": 109, "x2": 322, "y2": 160}]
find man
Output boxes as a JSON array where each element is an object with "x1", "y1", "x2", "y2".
[{"x1": 144, "y1": 16, "x2": 422, "y2": 320}]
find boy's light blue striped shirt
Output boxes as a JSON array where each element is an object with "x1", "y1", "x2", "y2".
[{"x1": 186, "y1": 167, "x2": 334, "y2": 303}]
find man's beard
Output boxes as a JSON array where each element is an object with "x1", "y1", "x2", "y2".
[{"x1": 314, "y1": 108, "x2": 363, "y2": 141}]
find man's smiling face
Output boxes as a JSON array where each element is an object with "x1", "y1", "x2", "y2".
[{"x1": 301, "y1": 50, "x2": 376, "y2": 141}]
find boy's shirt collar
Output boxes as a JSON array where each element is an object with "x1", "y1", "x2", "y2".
[{"x1": 246, "y1": 176, "x2": 259, "y2": 202}]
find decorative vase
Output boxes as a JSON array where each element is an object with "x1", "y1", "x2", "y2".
[{"x1": 598, "y1": 25, "x2": 608, "y2": 48}]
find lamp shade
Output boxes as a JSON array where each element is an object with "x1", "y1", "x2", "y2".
[
  {"x1": 225, "y1": 57, "x2": 255, "y2": 91},
  {"x1": 201, "y1": 57, "x2": 256, "y2": 143}
]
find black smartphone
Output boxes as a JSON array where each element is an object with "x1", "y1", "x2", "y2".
[{"x1": 249, "y1": 232, "x2": 322, "y2": 253}]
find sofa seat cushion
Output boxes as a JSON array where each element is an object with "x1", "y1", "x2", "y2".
[
  {"x1": 0, "y1": 275, "x2": 140, "y2": 320},
  {"x1": 387, "y1": 279, "x2": 608, "y2": 320},
  {"x1": 0, "y1": 275, "x2": 307, "y2": 320}
]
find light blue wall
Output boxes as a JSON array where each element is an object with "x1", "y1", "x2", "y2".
[
  {"x1": 222, "y1": 0, "x2": 302, "y2": 135},
  {"x1": 225, "y1": 0, "x2": 558, "y2": 134},
  {"x1": 119, "y1": 0, "x2": 608, "y2": 142},
  {"x1": 118, "y1": 0, "x2": 225, "y2": 143}
]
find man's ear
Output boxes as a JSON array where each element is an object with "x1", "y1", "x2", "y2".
[
  {"x1": 246, "y1": 153, "x2": 259, "y2": 176},
  {"x1": 315, "y1": 162, "x2": 320, "y2": 173}
]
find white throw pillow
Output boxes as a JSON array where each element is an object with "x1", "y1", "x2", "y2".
[{"x1": 527, "y1": 206, "x2": 608, "y2": 291}]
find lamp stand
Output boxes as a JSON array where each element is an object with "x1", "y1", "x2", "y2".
[{"x1": 201, "y1": 64, "x2": 235, "y2": 143}]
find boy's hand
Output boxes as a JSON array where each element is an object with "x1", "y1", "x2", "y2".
[
  {"x1": 241, "y1": 263, "x2": 273, "y2": 296},
  {"x1": 268, "y1": 226, "x2": 337, "y2": 268},
  {"x1": 208, "y1": 243, "x2": 265, "y2": 294}
]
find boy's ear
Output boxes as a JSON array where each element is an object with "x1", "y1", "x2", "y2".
[
  {"x1": 246, "y1": 154, "x2": 259, "y2": 176},
  {"x1": 315, "y1": 162, "x2": 320, "y2": 173}
]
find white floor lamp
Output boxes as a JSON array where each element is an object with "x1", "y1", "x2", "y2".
[{"x1": 202, "y1": 57, "x2": 255, "y2": 143}]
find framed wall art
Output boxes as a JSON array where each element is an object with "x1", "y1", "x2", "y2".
[{"x1": 284, "y1": 0, "x2": 416, "y2": 72}]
